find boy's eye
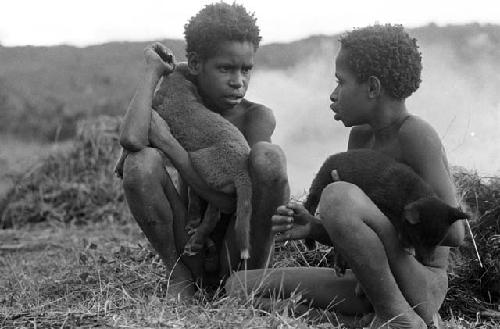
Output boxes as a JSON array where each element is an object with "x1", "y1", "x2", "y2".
[
  {"x1": 242, "y1": 66, "x2": 253, "y2": 74},
  {"x1": 219, "y1": 65, "x2": 232, "y2": 72}
]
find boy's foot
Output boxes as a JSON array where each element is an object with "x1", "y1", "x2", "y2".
[
  {"x1": 165, "y1": 259, "x2": 196, "y2": 299},
  {"x1": 367, "y1": 313, "x2": 427, "y2": 329}
]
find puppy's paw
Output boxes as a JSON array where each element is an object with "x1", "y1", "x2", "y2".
[{"x1": 183, "y1": 235, "x2": 205, "y2": 256}]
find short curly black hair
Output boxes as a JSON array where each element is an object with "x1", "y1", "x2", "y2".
[
  {"x1": 184, "y1": 2, "x2": 261, "y2": 59},
  {"x1": 339, "y1": 24, "x2": 422, "y2": 100}
]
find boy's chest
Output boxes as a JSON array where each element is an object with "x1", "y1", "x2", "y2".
[
  {"x1": 224, "y1": 114, "x2": 246, "y2": 133},
  {"x1": 221, "y1": 108, "x2": 249, "y2": 138}
]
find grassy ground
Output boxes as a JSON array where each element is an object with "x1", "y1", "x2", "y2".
[
  {"x1": 0, "y1": 220, "x2": 345, "y2": 328},
  {"x1": 0, "y1": 219, "x2": 498, "y2": 328}
]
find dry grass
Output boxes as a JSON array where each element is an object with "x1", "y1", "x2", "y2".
[
  {"x1": 0, "y1": 220, "x2": 349, "y2": 328},
  {"x1": 1, "y1": 221, "x2": 498, "y2": 328},
  {"x1": 1, "y1": 116, "x2": 128, "y2": 228}
]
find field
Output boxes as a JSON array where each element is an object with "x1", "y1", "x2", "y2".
[{"x1": 0, "y1": 118, "x2": 499, "y2": 328}]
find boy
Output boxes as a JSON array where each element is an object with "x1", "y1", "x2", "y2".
[
  {"x1": 119, "y1": 3, "x2": 289, "y2": 296},
  {"x1": 226, "y1": 24, "x2": 465, "y2": 328}
]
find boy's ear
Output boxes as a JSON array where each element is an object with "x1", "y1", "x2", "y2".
[
  {"x1": 367, "y1": 76, "x2": 381, "y2": 98},
  {"x1": 403, "y1": 203, "x2": 420, "y2": 224},
  {"x1": 187, "y1": 52, "x2": 202, "y2": 76}
]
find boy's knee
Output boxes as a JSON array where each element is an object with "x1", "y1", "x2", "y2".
[
  {"x1": 249, "y1": 142, "x2": 287, "y2": 186},
  {"x1": 123, "y1": 148, "x2": 165, "y2": 190},
  {"x1": 318, "y1": 182, "x2": 365, "y2": 222}
]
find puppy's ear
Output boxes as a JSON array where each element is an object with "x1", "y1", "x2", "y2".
[
  {"x1": 449, "y1": 207, "x2": 469, "y2": 224},
  {"x1": 187, "y1": 52, "x2": 201, "y2": 75},
  {"x1": 403, "y1": 202, "x2": 420, "y2": 224}
]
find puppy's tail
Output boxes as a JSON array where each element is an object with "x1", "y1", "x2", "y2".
[{"x1": 234, "y1": 169, "x2": 253, "y2": 260}]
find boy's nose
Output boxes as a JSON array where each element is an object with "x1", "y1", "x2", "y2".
[
  {"x1": 229, "y1": 72, "x2": 244, "y2": 89},
  {"x1": 330, "y1": 91, "x2": 338, "y2": 102}
]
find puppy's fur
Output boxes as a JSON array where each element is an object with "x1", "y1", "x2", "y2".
[
  {"x1": 153, "y1": 63, "x2": 252, "y2": 260},
  {"x1": 303, "y1": 149, "x2": 468, "y2": 254}
]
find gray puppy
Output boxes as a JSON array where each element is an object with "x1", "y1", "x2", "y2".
[
  {"x1": 303, "y1": 149, "x2": 468, "y2": 255},
  {"x1": 152, "y1": 62, "x2": 252, "y2": 261}
]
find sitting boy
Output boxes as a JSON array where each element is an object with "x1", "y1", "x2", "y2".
[
  {"x1": 226, "y1": 24, "x2": 465, "y2": 328},
  {"x1": 119, "y1": 3, "x2": 289, "y2": 296}
]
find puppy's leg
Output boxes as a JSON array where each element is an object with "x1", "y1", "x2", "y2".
[
  {"x1": 184, "y1": 203, "x2": 220, "y2": 256},
  {"x1": 185, "y1": 187, "x2": 205, "y2": 235}
]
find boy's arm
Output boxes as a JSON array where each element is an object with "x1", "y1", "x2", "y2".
[
  {"x1": 399, "y1": 119, "x2": 465, "y2": 246},
  {"x1": 119, "y1": 43, "x2": 174, "y2": 151}
]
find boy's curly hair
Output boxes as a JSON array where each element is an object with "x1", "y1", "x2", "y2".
[
  {"x1": 184, "y1": 2, "x2": 261, "y2": 59},
  {"x1": 340, "y1": 24, "x2": 422, "y2": 100}
]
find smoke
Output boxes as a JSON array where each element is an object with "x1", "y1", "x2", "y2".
[
  {"x1": 247, "y1": 55, "x2": 347, "y2": 195},
  {"x1": 248, "y1": 40, "x2": 500, "y2": 195}
]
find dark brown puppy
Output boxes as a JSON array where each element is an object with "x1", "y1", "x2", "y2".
[{"x1": 303, "y1": 149, "x2": 468, "y2": 255}]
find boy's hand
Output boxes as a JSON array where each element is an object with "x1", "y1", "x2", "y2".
[
  {"x1": 144, "y1": 42, "x2": 175, "y2": 78},
  {"x1": 272, "y1": 202, "x2": 313, "y2": 242}
]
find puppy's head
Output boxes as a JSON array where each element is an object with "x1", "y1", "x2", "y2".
[{"x1": 401, "y1": 197, "x2": 469, "y2": 249}]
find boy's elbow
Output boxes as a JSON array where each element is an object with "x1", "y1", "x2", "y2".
[{"x1": 119, "y1": 133, "x2": 147, "y2": 152}]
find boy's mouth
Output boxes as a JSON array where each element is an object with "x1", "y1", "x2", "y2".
[
  {"x1": 330, "y1": 104, "x2": 341, "y2": 120},
  {"x1": 224, "y1": 95, "x2": 243, "y2": 104}
]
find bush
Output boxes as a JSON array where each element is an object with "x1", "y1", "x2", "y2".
[
  {"x1": 1, "y1": 116, "x2": 129, "y2": 228},
  {"x1": 442, "y1": 167, "x2": 500, "y2": 318}
]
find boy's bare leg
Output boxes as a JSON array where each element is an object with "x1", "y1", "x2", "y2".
[
  {"x1": 225, "y1": 267, "x2": 372, "y2": 315},
  {"x1": 220, "y1": 142, "x2": 289, "y2": 274},
  {"x1": 318, "y1": 181, "x2": 446, "y2": 328},
  {"x1": 122, "y1": 147, "x2": 200, "y2": 296}
]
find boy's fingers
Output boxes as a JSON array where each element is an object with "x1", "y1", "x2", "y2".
[
  {"x1": 331, "y1": 169, "x2": 340, "y2": 181},
  {"x1": 286, "y1": 201, "x2": 308, "y2": 215},
  {"x1": 272, "y1": 215, "x2": 293, "y2": 225},
  {"x1": 276, "y1": 205, "x2": 294, "y2": 216},
  {"x1": 271, "y1": 224, "x2": 293, "y2": 233},
  {"x1": 152, "y1": 43, "x2": 174, "y2": 64}
]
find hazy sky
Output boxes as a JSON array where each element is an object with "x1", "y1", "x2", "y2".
[{"x1": 1, "y1": 0, "x2": 499, "y2": 47}]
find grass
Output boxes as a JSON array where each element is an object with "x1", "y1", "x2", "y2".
[
  {"x1": 0, "y1": 220, "x2": 347, "y2": 328},
  {"x1": 1, "y1": 220, "x2": 499, "y2": 328}
]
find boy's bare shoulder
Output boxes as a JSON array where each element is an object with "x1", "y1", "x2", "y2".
[
  {"x1": 398, "y1": 115, "x2": 442, "y2": 149},
  {"x1": 241, "y1": 99, "x2": 276, "y2": 127},
  {"x1": 398, "y1": 115, "x2": 446, "y2": 175},
  {"x1": 240, "y1": 99, "x2": 276, "y2": 144}
]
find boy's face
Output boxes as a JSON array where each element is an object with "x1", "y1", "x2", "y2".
[
  {"x1": 329, "y1": 48, "x2": 373, "y2": 127},
  {"x1": 195, "y1": 41, "x2": 255, "y2": 113}
]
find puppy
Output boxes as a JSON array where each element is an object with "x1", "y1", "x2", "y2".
[
  {"x1": 303, "y1": 149, "x2": 468, "y2": 254},
  {"x1": 153, "y1": 62, "x2": 252, "y2": 261}
]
